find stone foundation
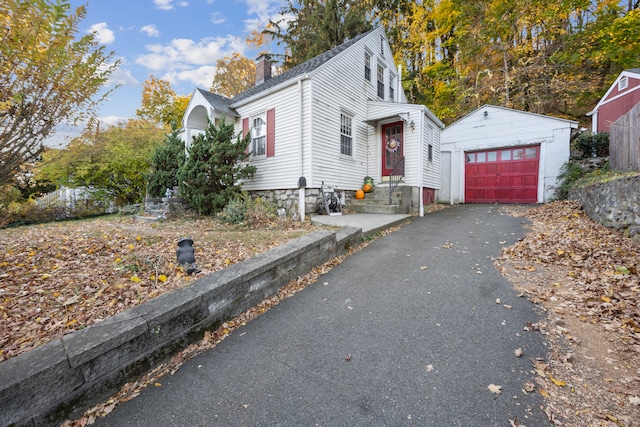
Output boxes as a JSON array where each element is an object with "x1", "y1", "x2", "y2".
[{"x1": 249, "y1": 188, "x2": 355, "y2": 216}]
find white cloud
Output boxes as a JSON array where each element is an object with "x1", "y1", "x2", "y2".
[
  {"x1": 88, "y1": 22, "x2": 115, "y2": 45},
  {"x1": 100, "y1": 116, "x2": 130, "y2": 127},
  {"x1": 154, "y1": 0, "x2": 188, "y2": 10},
  {"x1": 163, "y1": 65, "x2": 218, "y2": 89},
  {"x1": 107, "y1": 67, "x2": 138, "y2": 87},
  {"x1": 242, "y1": 0, "x2": 288, "y2": 33},
  {"x1": 154, "y1": 0, "x2": 173, "y2": 10},
  {"x1": 211, "y1": 12, "x2": 225, "y2": 25},
  {"x1": 136, "y1": 36, "x2": 245, "y2": 73},
  {"x1": 141, "y1": 24, "x2": 160, "y2": 38}
]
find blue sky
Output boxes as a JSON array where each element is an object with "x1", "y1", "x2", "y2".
[{"x1": 52, "y1": 0, "x2": 288, "y2": 143}]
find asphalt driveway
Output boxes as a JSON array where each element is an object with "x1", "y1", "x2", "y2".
[{"x1": 93, "y1": 204, "x2": 548, "y2": 426}]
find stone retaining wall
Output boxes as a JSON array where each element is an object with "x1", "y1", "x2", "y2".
[
  {"x1": 569, "y1": 174, "x2": 640, "y2": 243},
  {"x1": 0, "y1": 227, "x2": 363, "y2": 426}
]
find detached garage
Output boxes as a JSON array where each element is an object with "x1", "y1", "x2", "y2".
[{"x1": 439, "y1": 105, "x2": 578, "y2": 204}]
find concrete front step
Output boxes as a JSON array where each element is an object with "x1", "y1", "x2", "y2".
[{"x1": 347, "y1": 200, "x2": 400, "y2": 214}]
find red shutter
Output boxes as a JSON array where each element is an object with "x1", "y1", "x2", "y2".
[
  {"x1": 242, "y1": 117, "x2": 249, "y2": 154},
  {"x1": 266, "y1": 108, "x2": 275, "y2": 157}
]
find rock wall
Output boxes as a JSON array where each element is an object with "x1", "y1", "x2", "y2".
[{"x1": 569, "y1": 174, "x2": 640, "y2": 243}]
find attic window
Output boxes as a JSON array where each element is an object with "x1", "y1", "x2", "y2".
[
  {"x1": 377, "y1": 64, "x2": 385, "y2": 99},
  {"x1": 389, "y1": 74, "x2": 395, "y2": 101},
  {"x1": 619, "y1": 76, "x2": 629, "y2": 91},
  {"x1": 364, "y1": 51, "x2": 371, "y2": 82}
]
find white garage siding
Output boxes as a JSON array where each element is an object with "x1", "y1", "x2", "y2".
[{"x1": 440, "y1": 105, "x2": 578, "y2": 204}]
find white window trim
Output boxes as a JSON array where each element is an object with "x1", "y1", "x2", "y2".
[
  {"x1": 364, "y1": 50, "x2": 372, "y2": 83},
  {"x1": 340, "y1": 112, "x2": 354, "y2": 158},
  {"x1": 377, "y1": 63, "x2": 385, "y2": 100},
  {"x1": 619, "y1": 76, "x2": 629, "y2": 91},
  {"x1": 389, "y1": 73, "x2": 396, "y2": 102},
  {"x1": 251, "y1": 113, "x2": 266, "y2": 158}
]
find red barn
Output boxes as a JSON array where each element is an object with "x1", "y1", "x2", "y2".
[{"x1": 588, "y1": 68, "x2": 640, "y2": 133}]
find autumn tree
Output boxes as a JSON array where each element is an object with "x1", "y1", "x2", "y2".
[
  {"x1": 36, "y1": 119, "x2": 165, "y2": 205},
  {"x1": 136, "y1": 75, "x2": 189, "y2": 128},
  {"x1": 210, "y1": 53, "x2": 256, "y2": 98},
  {"x1": 146, "y1": 126, "x2": 185, "y2": 198},
  {"x1": 0, "y1": 0, "x2": 118, "y2": 187},
  {"x1": 267, "y1": 0, "x2": 373, "y2": 68},
  {"x1": 178, "y1": 119, "x2": 255, "y2": 215}
]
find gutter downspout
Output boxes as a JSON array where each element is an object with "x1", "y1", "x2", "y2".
[
  {"x1": 298, "y1": 79, "x2": 305, "y2": 222},
  {"x1": 418, "y1": 109, "x2": 424, "y2": 217}
]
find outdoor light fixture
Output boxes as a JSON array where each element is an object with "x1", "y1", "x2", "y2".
[
  {"x1": 484, "y1": 110, "x2": 488, "y2": 117},
  {"x1": 176, "y1": 237, "x2": 199, "y2": 275},
  {"x1": 410, "y1": 120, "x2": 415, "y2": 131}
]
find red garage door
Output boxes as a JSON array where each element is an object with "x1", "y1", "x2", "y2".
[{"x1": 465, "y1": 145, "x2": 539, "y2": 203}]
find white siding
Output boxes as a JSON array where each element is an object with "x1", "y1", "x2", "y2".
[
  {"x1": 235, "y1": 83, "x2": 303, "y2": 191},
  {"x1": 304, "y1": 27, "x2": 406, "y2": 190},
  {"x1": 423, "y1": 121, "x2": 440, "y2": 189},
  {"x1": 441, "y1": 105, "x2": 577, "y2": 203}
]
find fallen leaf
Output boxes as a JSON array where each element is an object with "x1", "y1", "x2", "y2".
[
  {"x1": 426, "y1": 364, "x2": 433, "y2": 372},
  {"x1": 488, "y1": 384, "x2": 502, "y2": 394},
  {"x1": 130, "y1": 276, "x2": 141, "y2": 283},
  {"x1": 548, "y1": 374, "x2": 566, "y2": 387},
  {"x1": 538, "y1": 387, "x2": 550, "y2": 398},
  {"x1": 154, "y1": 382, "x2": 161, "y2": 387},
  {"x1": 102, "y1": 403, "x2": 116, "y2": 415},
  {"x1": 629, "y1": 396, "x2": 640, "y2": 406},
  {"x1": 345, "y1": 354, "x2": 352, "y2": 362},
  {"x1": 514, "y1": 348, "x2": 523, "y2": 357},
  {"x1": 496, "y1": 298, "x2": 502, "y2": 304},
  {"x1": 420, "y1": 266, "x2": 428, "y2": 270}
]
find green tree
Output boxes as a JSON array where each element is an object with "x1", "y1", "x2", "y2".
[
  {"x1": 178, "y1": 119, "x2": 255, "y2": 215},
  {"x1": 0, "y1": 0, "x2": 118, "y2": 187},
  {"x1": 146, "y1": 126, "x2": 185, "y2": 198},
  {"x1": 36, "y1": 119, "x2": 165, "y2": 205},
  {"x1": 267, "y1": 0, "x2": 373, "y2": 68},
  {"x1": 136, "y1": 75, "x2": 189, "y2": 128}
]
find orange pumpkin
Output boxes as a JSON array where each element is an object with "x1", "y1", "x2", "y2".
[
  {"x1": 355, "y1": 189, "x2": 365, "y2": 199},
  {"x1": 362, "y1": 183, "x2": 373, "y2": 193}
]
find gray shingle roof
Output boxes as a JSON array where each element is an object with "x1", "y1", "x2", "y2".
[
  {"x1": 231, "y1": 28, "x2": 377, "y2": 104},
  {"x1": 626, "y1": 68, "x2": 640, "y2": 75},
  {"x1": 195, "y1": 88, "x2": 236, "y2": 115}
]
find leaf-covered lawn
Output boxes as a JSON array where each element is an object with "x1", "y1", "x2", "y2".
[
  {"x1": 497, "y1": 201, "x2": 640, "y2": 425},
  {"x1": 0, "y1": 215, "x2": 314, "y2": 362}
]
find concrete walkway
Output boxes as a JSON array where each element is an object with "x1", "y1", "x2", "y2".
[
  {"x1": 310, "y1": 213, "x2": 412, "y2": 237},
  {"x1": 93, "y1": 205, "x2": 548, "y2": 426}
]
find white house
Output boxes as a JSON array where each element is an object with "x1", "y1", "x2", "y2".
[
  {"x1": 181, "y1": 27, "x2": 444, "y2": 218},
  {"x1": 439, "y1": 105, "x2": 578, "y2": 204}
]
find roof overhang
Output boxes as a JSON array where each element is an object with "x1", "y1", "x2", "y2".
[{"x1": 364, "y1": 112, "x2": 411, "y2": 127}]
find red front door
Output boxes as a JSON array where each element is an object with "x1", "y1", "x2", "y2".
[{"x1": 382, "y1": 122, "x2": 404, "y2": 176}]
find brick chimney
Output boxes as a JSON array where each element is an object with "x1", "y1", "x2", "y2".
[{"x1": 255, "y1": 54, "x2": 272, "y2": 86}]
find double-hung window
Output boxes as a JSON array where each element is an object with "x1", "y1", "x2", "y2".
[
  {"x1": 389, "y1": 74, "x2": 395, "y2": 101},
  {"x1": 364, "y1": 51, "x2": 371, "y2": 82},
  {"x1": 377, "y1": 64, "x2": 384, "y2": 99},
  {"x1": 340, "y1": 113, "x2": 353, "y2": 156},
  {"x1": 252, "y1": 115, "x2": 266, "y2": 156}
]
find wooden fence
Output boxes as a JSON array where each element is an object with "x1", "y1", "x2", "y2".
[{"x1": 609, "y1": 102, "x2": 640, "y2": 171}]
